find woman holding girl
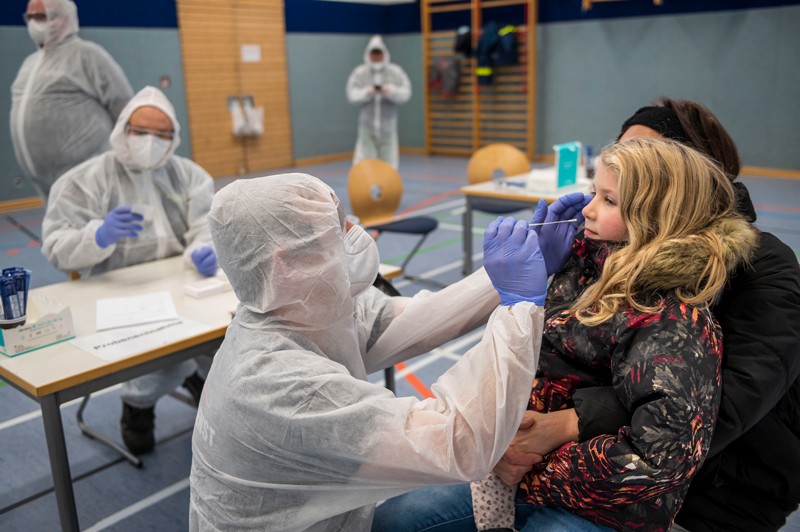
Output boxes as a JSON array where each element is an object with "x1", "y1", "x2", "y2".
[{"x1": 372, "y1": 137, "x2": 758, "y2": 531}]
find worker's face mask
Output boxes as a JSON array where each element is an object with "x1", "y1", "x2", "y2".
[
  {"x1": 370, "y1": 62, "x2": 385, "y2": 73},
  {"x1": 128, "y1": 134, "x2": 171, "y2": 170},
  {"x1": 343, "y1": 224, "x2": 379, "y2": 298},
  {"x1": 27, "y1": 20, "x2": 48, "y2": 47}
]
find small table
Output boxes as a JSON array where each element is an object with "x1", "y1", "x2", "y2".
[
  {"x1": 460, "y1": 168, "x2": 593, "y2": 275},
  {"x1": 0, "y1": 258, "x2": 406, "y2": 530},
  {"x1": 0, "y1": 257, "x2": 238, "y2": 531},
  {"x1": 378, "y1": 263, "x2": 402, "y2": 280}
]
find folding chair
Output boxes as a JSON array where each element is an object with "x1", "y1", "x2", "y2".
[
  {"x1": 348, "y1": 159, "x2": 440, "y2": 285},
  {"x1": 463, "y1": 143, "x2": 531, "y2": 273}
]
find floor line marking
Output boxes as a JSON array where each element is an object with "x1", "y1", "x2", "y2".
[
  {"x1": 374, "y1": 329, "x2": 486, "y2": 392},
  {"x1": 397, "y1": 189, "x2": 462, "y2": 216},
  {"x1": 392, "y1": 252, "x2": 484, "y2": 289},
  {"x1": 404, "y1": 174, "x2": 466, "y2": 185},
  {"x1": 391, "y1": 198, "x2": 464, "y2": 219},
  {"x1": 395, "y1": 362, "x2": 433, "y2": 398},
  {"x1": 5, "y1": 214, "x2": 41, "y2": 241},
  {"x1": 392, "y1": 328, "x2": 486, "y2": 395},
  {"x1": 84, "y1": 477, "x2": 190, "y2": 532},
  {"x1": 0, "y1": 384, "x2": 122, "y2": 432}
]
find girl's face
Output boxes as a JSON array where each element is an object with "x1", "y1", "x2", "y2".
[{"x1": 582, "y1": 161, "x2": 628, "y2": 242}]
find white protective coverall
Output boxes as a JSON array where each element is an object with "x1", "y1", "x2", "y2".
[
  {"x1": 10, "y1": 0, "x2": 133, "y2": 199},
  {"x1": 189, "y1": 173, "x2": 544, "y2": 531},
  {"x1": 42, "y1": 86, "x2": 214, "y2": 279},
  {"x1": 42, "y1": 86, "x2": 215, "y2": 408},
  {"x1": 346, "y1": 35, "x2": 411, "y2": 169}
]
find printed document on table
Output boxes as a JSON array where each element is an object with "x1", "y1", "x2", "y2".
[
  {"x1": 72, "y1": 317, "x2": 212, "y2": 362},
  {"x1": 95, "y1": 291, "x2": 178, "y2": 331}
]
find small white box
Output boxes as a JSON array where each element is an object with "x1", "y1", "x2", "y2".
[
  {"x1": 184, "y1": 274, "x2": 232, "y2": 299},
  {"x1": 0, "y1": 295, "x2": 75, "y2": 357}
]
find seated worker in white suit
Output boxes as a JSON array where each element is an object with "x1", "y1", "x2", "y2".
[{"x1": 42, "y1": 86, "x2": 219, "y2": 455}]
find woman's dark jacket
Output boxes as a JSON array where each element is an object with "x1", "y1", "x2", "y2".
[{"x1": 573, "y1": 189, "x2": 800, "y2": 531}]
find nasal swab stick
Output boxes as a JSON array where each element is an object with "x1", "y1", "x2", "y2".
[{"x1": 528, "y1": 219, "x2": 578, "y2": 227}]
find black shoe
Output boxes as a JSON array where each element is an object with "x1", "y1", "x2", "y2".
[
  {"x1": 182, "y1": 371, "x2": 205, "y2": 406},
  {"x1": 120, "y1": 403, "x2": 155, "y2": 455}
]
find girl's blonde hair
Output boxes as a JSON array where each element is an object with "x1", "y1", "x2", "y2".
[{"x1": 572, "y1": 138, "x2": 754, "y2": 325}]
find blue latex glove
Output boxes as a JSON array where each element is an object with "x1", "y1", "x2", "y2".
[
  {"x1": 530, "y1": 192, "x2": 592, "y2": 276},
  {"x1": 191, "y1": 246, "x2": 218, "y2": 277},
  {"x1": 95, "y1": 206, "x2": 143, "y2": 249},
  {"x1": 483, "y1": 216, "x2": 547, "y2": 306}
]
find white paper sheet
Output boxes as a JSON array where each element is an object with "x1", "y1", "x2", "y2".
[
  {"x1": 95, "y1": 291, "x2": 178, "y2": 331},
  {"x1": 71, "y1": 317, "x2": 213, "y2": 362}
]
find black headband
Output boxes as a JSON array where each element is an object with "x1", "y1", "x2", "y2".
[{"x1": 619, "y1": 105, "x2": 690, "y2": 144}]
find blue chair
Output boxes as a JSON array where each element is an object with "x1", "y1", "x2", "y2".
[
  {"x1": 348, "y1": 159, "x2": 439, "y2": 283},
  {"x1": 463, "y1": 143, "x2": 531, "y2": 274}
]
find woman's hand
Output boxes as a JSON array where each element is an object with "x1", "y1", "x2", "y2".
[{"x1": 493, "y1": 409, "x2": 580, "y2": 485}]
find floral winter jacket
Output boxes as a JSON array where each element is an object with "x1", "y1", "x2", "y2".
[{"x1": 518, "y1": 235, "x2": 729, "y2": 531}]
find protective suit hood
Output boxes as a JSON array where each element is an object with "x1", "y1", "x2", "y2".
[
  {"x1": 39, "y1": 0, "x2": 79, "y2": 48},
  {"x1": 363, "y1": 34, "x2": 390, "y2": 65},
  {"x1": 209, "y1": 173, "x2": 353, "y2": 332},
  {"x1": 110, "y1": 86, "x2": 181, "y2": 172}
]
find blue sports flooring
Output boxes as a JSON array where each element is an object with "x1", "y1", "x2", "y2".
[{"x1": 0, "y1": 154, "x2": 799, "y2": 530}]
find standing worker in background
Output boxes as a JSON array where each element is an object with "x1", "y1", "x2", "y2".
[
  {"x1": 346, "y1": 35, "x2": 411, "y2": 170},
  {"x1": 42, "y1": 86, "x2": 219, "y2": 455},
  {"x1": 11, "y1": 0, "x2": 134, "y2": 201}
]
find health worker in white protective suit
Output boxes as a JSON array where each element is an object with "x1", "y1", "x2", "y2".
[
  {"x1": 11, "y1": 0, "x2": 134, "y2": 200},
  {"x1": 346, "y1": 35, "x2": 411, "y2": 170},
  {"x1": 42, "y1": 86, "x2": 218, "y2": 456},
  {"x1": 189, "y1": 172, "x2": 556, "y2": 531}
]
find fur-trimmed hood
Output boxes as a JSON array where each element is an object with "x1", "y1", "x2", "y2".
[
  {"x1": 635, "y1": 216, "x2": 757, "y2": 298},
  {"x1": 578, "y1": 215, "x2": 758, "y2": 301}
]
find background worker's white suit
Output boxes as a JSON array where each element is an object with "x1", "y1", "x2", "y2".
[
  {"x1": 189, "y1": 173, "x2": 545, "y2": 531},
  {"x1": 10, "y1": 0, "x2": 133, "y2": 199},
  {"x1": 346, "y1": 35, "x2": 411, "y2": 169}
]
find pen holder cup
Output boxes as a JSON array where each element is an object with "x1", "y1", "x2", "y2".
[{"x1": 0, "y1": 315, "x2": 26, "y2": 330}]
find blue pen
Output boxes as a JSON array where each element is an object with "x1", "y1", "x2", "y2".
[
  {"x1": 12, "y1": 271, "x2": 26, "y2": 315},
  {"x1": 1, "y1": 277, "x2": 20, "y2": 319},
  {"x1": 22, "y1": 268, "x2": 31, "y2": 314},
  {"x1": 2, "y1": 271, "x2": 22, "y2": 317},
  {"x1": 3, "y1": 268, "x2": 31, "y2": 315}
]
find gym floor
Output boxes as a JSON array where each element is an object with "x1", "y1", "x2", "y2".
[{"x1": 1, "y1": 154, "x2": 798, "y2": 530}]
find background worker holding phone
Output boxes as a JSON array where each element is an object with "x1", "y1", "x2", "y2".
[{"x1": 346, "y1": 34, "x2": 411, "y2": 170}]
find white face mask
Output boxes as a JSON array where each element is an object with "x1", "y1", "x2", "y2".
[
  {"x1": 343, "y1": 224, "x2": 380, "y2": 298},
  {"x1": 370, "y1": 62, "x2": 385, "y2": 72},
  {"x1": 27, "y1": 20, "x2": 48, "y2": 47},
  {"x1": 127, "y1": 134, "x2": 172, "y2": 170}
]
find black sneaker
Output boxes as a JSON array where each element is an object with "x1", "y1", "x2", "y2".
[
  {"x1": 120, "y1": 402, "x2": 155, "y2": 455},
  {"x1": 181, "y1": 371, "x2": 205, "y2": 406}
]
